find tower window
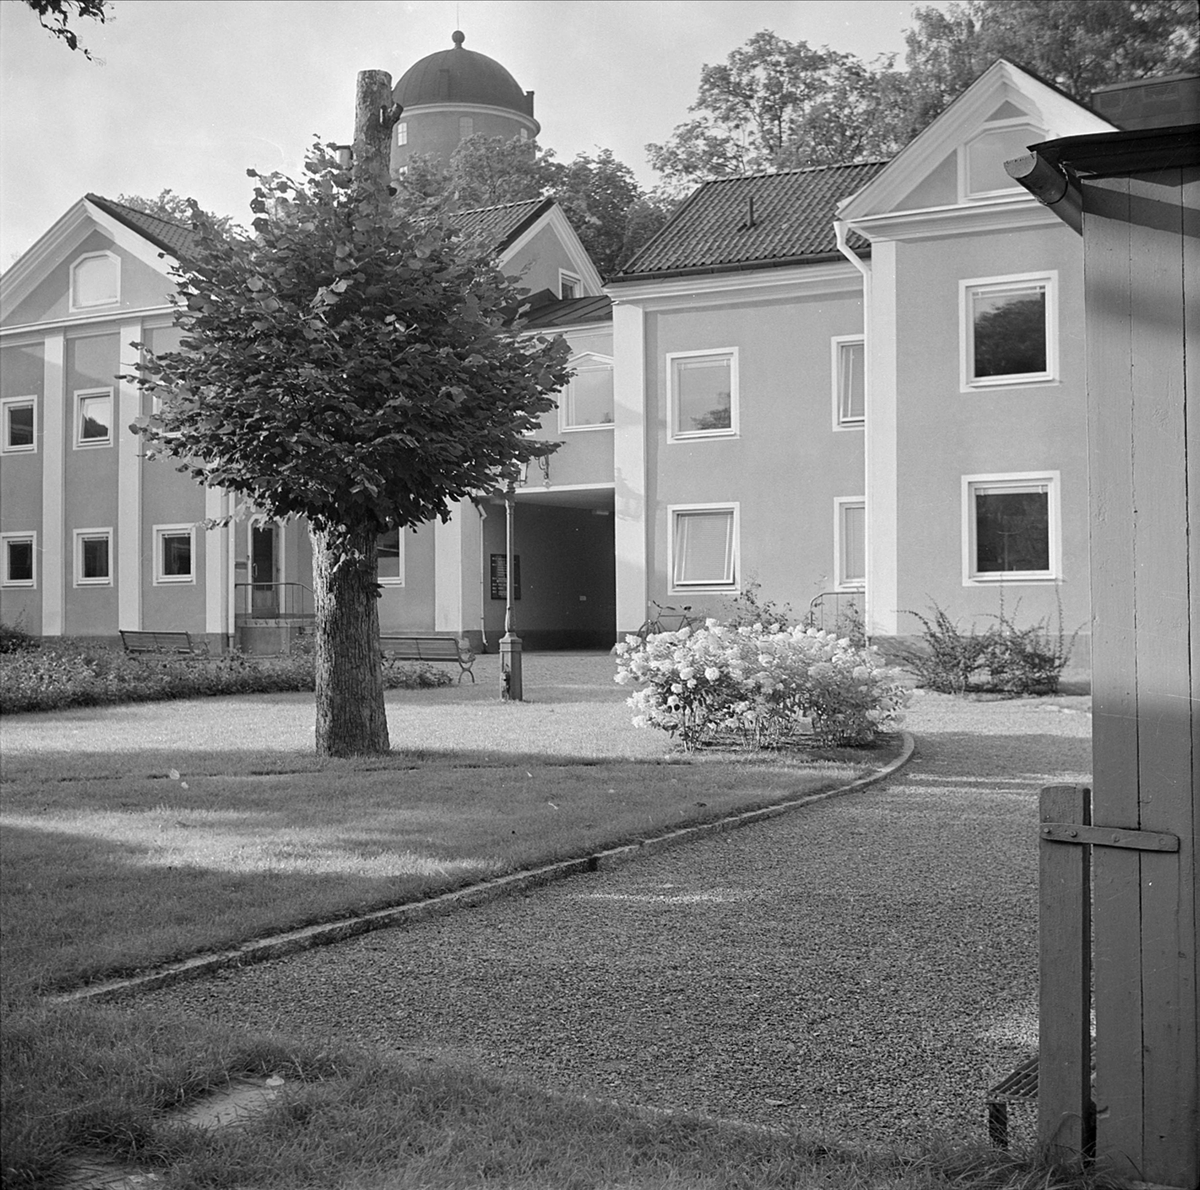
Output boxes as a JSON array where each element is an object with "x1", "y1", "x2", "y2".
[
  {"x1": 458, "y1": 116, "x2": 474, "y2": 141},
  {"x1": 396, "y1": 121, "x2": 408, "y2": 146}
]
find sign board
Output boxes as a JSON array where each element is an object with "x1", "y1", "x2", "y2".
[{"x1": 490, "y1": 554, "x2": 521, "y2": 600}]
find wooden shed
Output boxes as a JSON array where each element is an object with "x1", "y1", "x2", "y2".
[{"x1": 1010, "y1": 123, "x2": 1198, "y2": 1187}]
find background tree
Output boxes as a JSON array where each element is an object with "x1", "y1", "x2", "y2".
[
  {"x1": 401, "y1": 137, "x2": 670, "y2": 279},
  {"x1": 649, "y1": 4, "x2": 1198, "y2": 192},
  {"x1": 116, "y1": 189, "x2": 239, "y2": 237},
  {"x1": 130, "y1": 144, "x2": 572, "y2": 757},
  {"x1": 22, "y1": 0, "x2": 106, "y2": 59}
]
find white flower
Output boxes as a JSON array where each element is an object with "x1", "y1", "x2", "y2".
[
  {"x1": 704, "y1": 666, "x2": 721, "y2": 682},
  {"x1": 678, "y1": 666, "x2": 694, "y2": 680}
]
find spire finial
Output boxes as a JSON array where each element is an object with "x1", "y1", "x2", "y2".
[{"x1": 452, "y1": 30, "x2": 465, "y2": 47}]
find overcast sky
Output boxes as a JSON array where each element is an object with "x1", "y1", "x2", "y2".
[{"x1": 0, "y1": 0, "x2": 951, "y2": 267}]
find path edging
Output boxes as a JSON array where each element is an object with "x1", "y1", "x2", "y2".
[{"x1": 51, "y1": 732, "x2": 915, "y2": 1006}]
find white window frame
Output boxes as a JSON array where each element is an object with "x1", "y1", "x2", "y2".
[
  {"x1": 667, "y1": 348, "x2": 739, "y2": 442},
  {"x1": 559, "y1": 353, "x2": 614, "y2": 433},
  {"x1": 69, "y1": 250, "x2": 121, "y2": 311},
  {"x1": 154, "y1": 523, "x2": 196, "y2": 585},
  {"x1": 960, "y1": 271, "x2": 1058, "y2": 392},
  {"x1": 74, "y1": 527, "x2": 113, "y2": 587},
  {"x1": 834, "y1": 497, "x2": 866, "y2": 591},
  {"x1": 831, "y1": 335, "x2": 865, "y2": 430},
  {"x1": 669, "y1": 503, "x2": 739, "y2": 593},
  {"x1": 958, "y1": 119, "x2": 1044, "y2": 202},
  {"x1": 1, "y1": 395, "x2": 37, "y2": 454},
  {"x1": 377, "y1": 526, "x2": 405, "y2": 587},
  {"x1": 558, "y1": 270, "x2": 581, "y2": 301},
  {"x1": 396, "y1": 121, "x2": 408, "y2": 146},
  {"x1": 962, "y1": 471, "x2": 1061, "y2": 585},
  {"x1": 1, "y1": 532, "x2": 37, "y2": 588},
  {"x1": 74, "y1": 388, "x2": 114, "y2": 449}
]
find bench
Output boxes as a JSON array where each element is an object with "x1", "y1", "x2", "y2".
[
  {"x1": 120, "y1": 629, "x2": 208, "y2": 656},
  {"x1": 379, "y1": 635, "x2": 476, "y2": 683}
]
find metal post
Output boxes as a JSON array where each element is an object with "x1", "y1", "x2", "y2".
[{"x1": 499, "y1": 489, "x2": 522, "y2": 700}]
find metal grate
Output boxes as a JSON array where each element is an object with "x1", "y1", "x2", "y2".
[{"x1": 986, "y1": 1054, "x2": 1038, "y2": 1147}]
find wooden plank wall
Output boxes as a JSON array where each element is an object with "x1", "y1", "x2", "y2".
[{"x1": 1083, "y1": 168, "x2": 1198, "y2": 1188}]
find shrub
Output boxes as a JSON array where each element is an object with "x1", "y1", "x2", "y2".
[
  {"x1": 0, "y1": 641, "x2": 450, "y2": 715},
  {"x1": 720, "y1": 580, "x2": 795, "y2": 630},
  {"x1": 901, "y1": 597, "x2": 1078, "y2": 696},
  {"x1": 614, "y1": 620, "x2": 909, "y2": 750},
  {"x1": 0, "y1": 621, "x2": 38, "y2": 654}
]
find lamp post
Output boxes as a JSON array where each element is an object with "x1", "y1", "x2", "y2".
[{"x1": 499, "y1": 462, "x2": 527, "y2": 701}]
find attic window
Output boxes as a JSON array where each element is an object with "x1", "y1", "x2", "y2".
[
  {"x1": 960, "y1": 122, "x2": 1044, "y2": 200},
  {"x1": 559, "y1": 271, "x2": 580, "y2": 300},
  {"x1": 70, "y1": 251, "x2": 120, "y2": 310}
]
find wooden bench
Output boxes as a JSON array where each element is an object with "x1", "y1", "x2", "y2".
[
  {"x1": 379, "y1": 635, "x2": 476, "y2": 683},
  {"x1": 120, "y1": 629, "x2": 208, "y2": 656}
]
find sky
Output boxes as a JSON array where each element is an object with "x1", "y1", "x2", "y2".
[{"x1": 0, "y1": 0, "x2": 951, "y2": 267}]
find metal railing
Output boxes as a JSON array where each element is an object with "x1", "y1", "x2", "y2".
[
  {"x1": 234, "y1": 581, "x2": 315, "y2": 622},
  {"x1": 806, "y1": 589, "x2": 864, "y2": 637}
]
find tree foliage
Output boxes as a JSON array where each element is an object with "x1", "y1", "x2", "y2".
[
  {"x1": 116, "y1": 189, "x2": 239, "y2": 238},
  {"x1": 128, "y1": 145, "x2": 573, "y2": 754},
  {"x1": 402, "y1": 137, "x2": 670, "y2": 280},
  {"x1": 23, "y1": 0, "x2": 106, "y2": 59},
  {"x1": 648, "y1": 3, "x2": 1199, "y2": 190}
]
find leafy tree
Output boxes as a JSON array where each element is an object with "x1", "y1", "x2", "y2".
[
  {"x1": 646, "y1": 30, "x2": 904, "y2": 192},
  {"x1": 129, "y1": 145, "x2": 572, "y2": 756},
  {"x1": 22, "y1": 0, "x2": 106, "y2": 59},
  {"x1": 898, "y1": 0, "x2": 1199, "y2": 140},
  {"x1": 116, "y1": 189, "x2": 239, "y2": 237},
  {"x1": 402, "y1": 137, "x2": 670, "y2": 279}
]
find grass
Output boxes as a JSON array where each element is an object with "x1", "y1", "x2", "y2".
[{"x1": 0, "y1": 655, "x2": 1115, "y2": 1189}]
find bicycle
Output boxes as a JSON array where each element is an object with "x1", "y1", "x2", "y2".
[{"x1": 634, "y1": 600, "x2": 701, "y2": 640}]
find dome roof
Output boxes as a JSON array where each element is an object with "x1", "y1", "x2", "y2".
[{"x1": 393, "y1": 31, "x2": 534, "y2": 118}]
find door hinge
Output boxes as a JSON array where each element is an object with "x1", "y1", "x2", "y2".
[{"x1": 1040, "y1": 823, "x2": 1179, "y2": 852}]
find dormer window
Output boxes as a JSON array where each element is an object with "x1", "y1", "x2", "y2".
[
  {"x1": 560, "y1": 353, "x2": 613, "y2": 430},
  {"x1": 559, "y1": 271, "x2": 580, "y2": 301},
  {"x1": 70, "y1": 251, "x2": 120, "y2": 310}
]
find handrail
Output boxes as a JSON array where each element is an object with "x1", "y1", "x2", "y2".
[{"x1": 234, "y1": 581, "x2": 315, "y2": 619}]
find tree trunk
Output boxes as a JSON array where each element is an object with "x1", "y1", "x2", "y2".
[
  {"x1": 354, "y1": 69, "x2": 402, "y2": 196},
  {"x1": 311, "y1": 522, "x2": 389, "y2": 756}
]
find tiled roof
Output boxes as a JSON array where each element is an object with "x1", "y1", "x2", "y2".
[
  {"x1": 521, "y1": 294, "x2": 611, "y2": 329},
  {"x1": 449, "y1": 197, "x2": 554, "y2": 253},
  {"x1": 614, "y1": 162, "x2": 886, "y2": 280},
  {"x1": 86, "y1": 194, "x2": 196, "y2": 257}
]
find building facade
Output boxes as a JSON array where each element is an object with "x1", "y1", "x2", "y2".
[{"x1": 1, "y1": 50, "x2": 1134, "y2": 668}]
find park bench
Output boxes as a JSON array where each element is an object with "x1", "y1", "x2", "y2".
[
  {"x1": 379, "y1": 634, "x2": 476, "y2": 683},
  {"x1": 120, "y1": 629, "x2": 208, "y2": 656}
]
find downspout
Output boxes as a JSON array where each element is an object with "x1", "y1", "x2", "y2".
[
  {"x1": 834, "y1": 218, "x2": 872, "y2": 645},
  {"x1": 1004, "y1": 152, "x2": 1083, "y2": 234},
  {"x1": 475, "y1": 499, "x2": 490, "y2": 653}
]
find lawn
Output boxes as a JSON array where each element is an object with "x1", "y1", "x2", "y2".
[
  {"x1": 0, "y1": 653, "x2": 894, "y2": 996},
  {"x1": 1, "y1": 655, "x2": 1109, "y2": 1190}
]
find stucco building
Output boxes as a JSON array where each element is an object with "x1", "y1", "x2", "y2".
[{"x1": 7, "y1": 42, "x2": 1175, "y2": 670}]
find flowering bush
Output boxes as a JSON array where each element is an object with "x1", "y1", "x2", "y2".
[{"x1": 614, "y1": 620, "x2": 909, "y2": 749}]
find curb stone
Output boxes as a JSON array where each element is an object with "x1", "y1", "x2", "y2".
[{"x1": 49, "y1": 732, "x2": 915, "y2": 1007}]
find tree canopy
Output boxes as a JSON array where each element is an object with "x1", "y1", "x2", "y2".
[
  {"x1": 22, "y1": 0, "x2": 107, "y2": 59},
  {"x1": 130, "y1": 144, "x2": 573, "y2": 754},
  {"x1": 647, "y1": 1, "x2": 1199, "y2": 191},
  {"x1": 402, "y1": 137, "x2": 670, "y2": 280}
]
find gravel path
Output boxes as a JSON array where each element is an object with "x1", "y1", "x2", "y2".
[{"x1": 130, "y1": 689, "x2": 1091, "y2": 1148}]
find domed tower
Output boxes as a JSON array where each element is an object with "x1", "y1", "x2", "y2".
[{"x1": 390, "y1": 31, "x2": 540, "y2": 172}]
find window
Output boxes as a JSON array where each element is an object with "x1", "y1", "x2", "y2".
[
  {"x1": 832, "y1": 336, "x2": 865, "y2": 428},
  {"x1": 1, "y1": 396, "x2": 36, "y2": 453},
  {"x1": 458, "y1": 116, "x2": 474, "y2": 141},
  {"x1": 668, "y1": 349, "x2": 737, "y2": 440},
  {"x1": 70, "y1": 251, "x2": 120, "y2": 310},
  {"x1": 561, "y1": 355, "x2": 613, "y2": 430},
  {"x1": 378, "y1": 527, "x2": 404, "y2": 586},
  {"x1": 960, "y1": 122, "x2": 1043, "y2": 201},
  {"x1": 835, "y1": 499, "x2": 866, "y2": 589},
  {"x1": 559, "y1": 271, "x2": 580, "y2": 300},
  {"x1": 75, "y1": 529, "x2": 112, "y2": 586},
  {"x1": 963, "y1": 473, "x2": 1060, "y2": 583},
  {"x1": 1, "y1": 533, "x2": 36, "y2": 587},
  {"x1": 75, "y1": 389, "x2": 113, "y2": 447},
  {"x1": 396, "y1": 121, "x2": 408, "y2": 146},
  {"x1": 154, "y1": 524, "x2": 195, "y2": 584},
  {"x1": 962, "y1": 273, "x2": 1057, "y2": 389},
  {"x1": 671, "y1": 505, "x2": 737, "y2": 590}
]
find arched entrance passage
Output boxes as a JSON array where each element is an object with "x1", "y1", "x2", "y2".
[{"x1": 480, "y1": 486, "x2": 615, "y2": 650}]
